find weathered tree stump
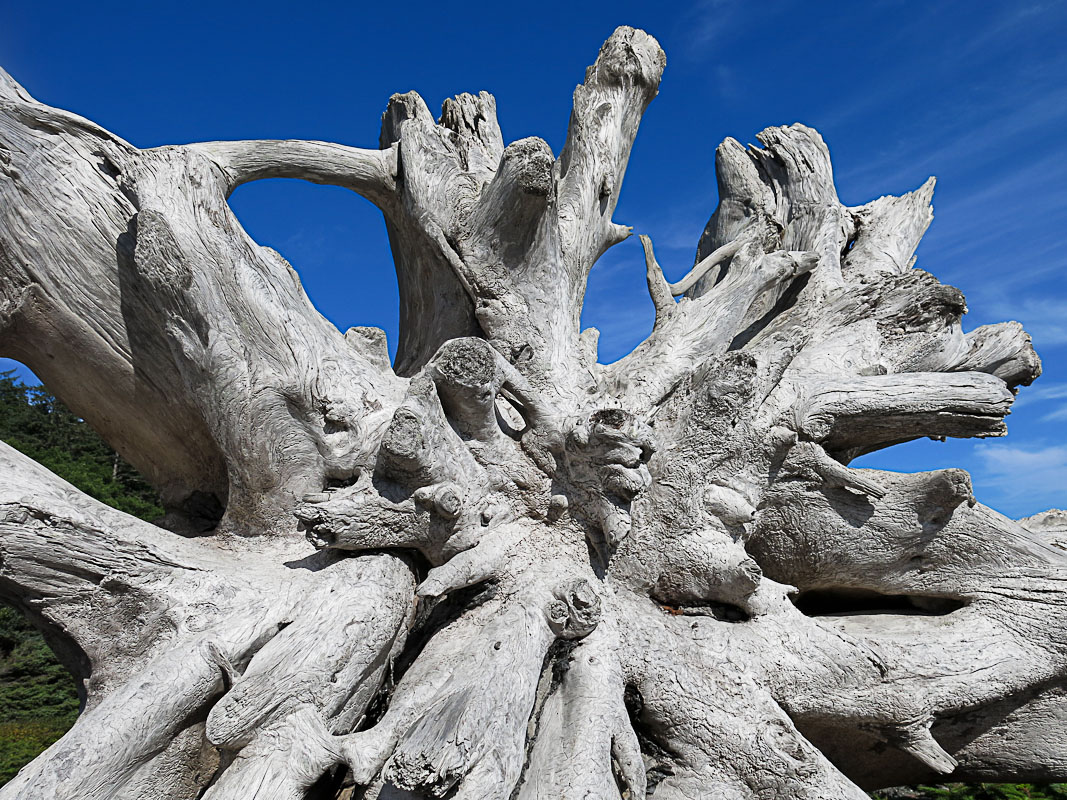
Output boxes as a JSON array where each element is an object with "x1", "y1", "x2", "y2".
[{"x1": 0, "y1": 26, "x2": 1063, "y2": 799}]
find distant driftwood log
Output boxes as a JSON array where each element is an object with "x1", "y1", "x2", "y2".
[{"x1": 0, "y1": 26, "x2": 1063, "y2": 800}]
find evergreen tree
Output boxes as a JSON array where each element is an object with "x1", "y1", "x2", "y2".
[
  {"x1": 0, "y1": 372, "x2": 162, "y2": 520},
  {"x1": 0, "y1": 370, "x2": 161, "y2": 783}
]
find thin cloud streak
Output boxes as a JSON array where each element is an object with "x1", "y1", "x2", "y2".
[{"x1": 976, "y1": 443, "x2": 1067, "y2": 515}]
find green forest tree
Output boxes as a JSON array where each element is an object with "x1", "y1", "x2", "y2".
[{"x1": 0, "y1": 370, "x2": 161, "y2": 783}]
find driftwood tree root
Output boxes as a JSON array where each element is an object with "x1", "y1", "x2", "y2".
[{"x1": 0, "y1": 25, "x2": 1063, "y2": 800}]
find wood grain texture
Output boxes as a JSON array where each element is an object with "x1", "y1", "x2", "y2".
[{"x1": 0, "y1": 26, "x2": 1063, "y2": 799}]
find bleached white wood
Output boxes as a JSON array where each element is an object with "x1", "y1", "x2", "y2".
[{"x1": 0, "y1": 25, "x2": 1064, "y2": 799}]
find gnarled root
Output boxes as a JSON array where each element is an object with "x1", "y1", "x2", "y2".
[
  {"x1": 517, "y1": 619, "x2": 645, "y2": 799},
  {"x1": 346, "y1": 596, "x2": 554, "y2": 798},
  {"x1": 619, "y1": 591, "x2": 869, "y2": 799}
]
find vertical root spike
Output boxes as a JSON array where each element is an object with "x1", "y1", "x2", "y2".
[{"x1": 639, "y1": 234, "x2": 676, "y2": 323}]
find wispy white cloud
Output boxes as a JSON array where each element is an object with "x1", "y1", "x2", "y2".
[
  {"x1": 1012, "y1": 382, "x2": 1067, "y2": 408},
  {"x1": 1008, "y1": 382, "x2": 1067, "y2": 425},
  {"x1": 837, "y1": 80, "x2": 1067, "y2": 195},
  {"x1": 1042, "y1": 406, "x2": 1067, "y2": 423},
  {"x1": 982, "y1": 297, "x2": 1067, "y2": 348},
  {"x1": 976, "y1": 443, "x2": 1067, "y2": 515},
  {"x1": 712, "y1": 64, "x2": 741, "y2": 102},
  {"x1": 952, "y1": 1, "x2": 1060, "y2": 57},
  {"x1": 929, "y1": 231, "x2": 1065, "y2": 284},
  {"x1": 819, "y1": 3, "x2": 1067, "y2": 141},
  {"x1": 678, "y1": 0, "x2": 759, "y2": 57}
]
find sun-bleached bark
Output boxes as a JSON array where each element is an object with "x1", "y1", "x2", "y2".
[{"x1": 0, "y1": 25, "x2": 1063, "y2": 800}]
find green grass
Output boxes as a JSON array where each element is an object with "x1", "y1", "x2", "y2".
[{"x1": 0, "y1": 720, "x2": 72, "y2": 785}]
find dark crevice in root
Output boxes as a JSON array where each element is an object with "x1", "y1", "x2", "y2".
[
  {"x1": 654, "y1": 598, "x2": 752, "y2": 623},
  {"x1": 728, "y1": 271, "x2": 810, "y2": 351},
  {"x1": 622, "y1": 683, "x2": 674, "y2": 795},
  {"x1": 325, "y1": 473, "x2": 360, "y2": 490},
  {"x1": 792, "y1": 587, "x2": 968, "y2": 617},
  {"x1": 306, "y1": 764, "x2": 348, "y2": 799},
  {"x1": 392, "y1": 580, "x2": 499, "y2": 681},
  {"x1": 158, "y1": 489, "x2": 226, "y2": 536},
  {"x1": 355, "y1": 651, "x2": 401, "y2": 738},
  {"x1": 509, "y1": 638, "x2": 578, "y2": 800}
]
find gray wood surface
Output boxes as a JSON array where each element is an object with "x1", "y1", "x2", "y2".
[{"x1": 0, "y1": 26, "x2": 1062, "y2": 799}]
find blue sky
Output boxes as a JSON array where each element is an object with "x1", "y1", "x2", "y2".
[{"x1": 2, "y1": 0, "x2": 1065, "y2": 518}]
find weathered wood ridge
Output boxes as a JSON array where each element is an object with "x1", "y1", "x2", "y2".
[{"x1": 1, "y1": 26, "x2": 1064, "y2": 799}]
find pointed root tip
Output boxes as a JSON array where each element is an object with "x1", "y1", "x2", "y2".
[
  {"x1": 911, "y1": 743, "x2": 959, "y2": 775},
  {"x1": 638, "y1": 233, "x2": 656, "y2": 264},
  {"x1": 893, "y1": 722, "x2": 958, "y2": 775},
  {"x1": 417, "y1": 557, "x2": 495, "y2": 597},
  {"x1": 608, "y1": 222, "x2": 634, "y2": 247}
]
